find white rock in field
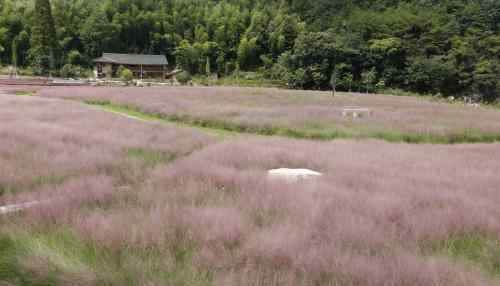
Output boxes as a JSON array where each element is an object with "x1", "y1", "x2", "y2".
[
  {"x1": 268, "y1": 168, "x2": 322, "y2": 183},
  {"x1": 0, "y1": 201, "x2": 41, "y2": 215}
]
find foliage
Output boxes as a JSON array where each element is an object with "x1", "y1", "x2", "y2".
[
  {"x1": 361, "y1": 68, "x2": 377, "y2": 93},
  {"x1": 193, "y1": 73, "x2": 283, "y2": 88},
  {"x1": 66, "y1": 50, "x2": 84, "y2": 66},
  {"x1": 30, "y1": 0, "x2": 58, "y2": 75},
  {"x1": 60, "y1": 64, "x2": 82, "y2": 78},
  {"x1": 0, "y1": 0, "x2": 498, "y2": 101},
  {"x1": 342, "y1": 73, "x2": 354, "y2": 92},
  {"x1": 176, "y1": 71, "x2": 192, "y2": 85},
  {"x1": 423, "y1": 234, "x2": 500, "y2": 277},
  {"x1": 119, "y1": 67, "x2": 133, "y2": 82}
]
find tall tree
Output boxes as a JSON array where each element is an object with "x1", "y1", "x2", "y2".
[
  {"x1": 30, "y1": 0, "x2": 58, "y2": 75},
  {"x1": 0, "y1": 0, "x2": 497, "y2": 101}
]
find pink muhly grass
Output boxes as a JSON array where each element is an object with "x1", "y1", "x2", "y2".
[
  {"x1": 3, "y1": 92, "x2": 500, "y2": 284},
  {"x1": 17, "y1": 175, "x2": 117, "y2": 225},
  {"x1": 40, "y1": 85, "x2": 500, "y2": 135},
  {"x1": 0, "y1": 94, "x2": 214, "y2": 202},
  {"x1": 138, "y1": 137, "x2": 500, "y2": 284}
]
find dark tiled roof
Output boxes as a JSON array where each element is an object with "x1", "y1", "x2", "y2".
[{"x1": 94, "y1": 53, "x2": 168, "y2": 65}]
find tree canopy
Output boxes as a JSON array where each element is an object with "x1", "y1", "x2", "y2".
[{"x1": 0, "y1": 0, "x2": 498, "y2": 100}]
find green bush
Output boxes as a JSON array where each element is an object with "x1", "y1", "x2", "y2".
[
  {"x1": 119, "y1": 68, "x2": 134, "y2": 82},
  {"x1": 60, "y1": 64, "x2": 82, "y2": 78},
  {"x1": 176, "y1": 71, "x2": 192, "y2": 85},
  {"x1": 67, "y1": 50, "x2": 84, "y2": 66},
  {"x1": 33, "y1": 55, "x2": 51, "y2": 76},
  {"x1": 375, "y1": 80, "x2": 386, "y2": 91},
  {"x1": 116, "y1": 65, "x2": 125, "y2": 77}
]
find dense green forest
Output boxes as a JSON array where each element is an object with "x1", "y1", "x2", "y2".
[{"x1": 0, "y1": 0, "x2": 499, "y2": 100}]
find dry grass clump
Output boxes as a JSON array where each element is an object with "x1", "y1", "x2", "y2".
[{"x1": 40, "y1": 86, "x2": 500, "y2": 141}]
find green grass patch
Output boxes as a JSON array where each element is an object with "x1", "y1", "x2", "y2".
[
  {"x1": 88, "y1": 100, "x2": 234, "y2": 139},
  {"x1": 14, "y1": 91, "x2": 35, "y2": 97},
  {"x1": 86, "y1": 101, "x2": 500, "y2": 144},
  {"x1": 126, "y1": 148, "x2": 177, "y2": 168},
  {"x1": 422, "y1": 234, "x2": 500, "y2": 277},
  {"x1": 0, "y1": 174, "x2": 69, "y2": 197},
  {"x1": 192, "y1": 74, "x2": 284, "y2": 88},
  {"x1": 0, "y1": 226, "x2": 213, "y2": 286},
  {"x1": 30, "y1": 174, "x2": 68, "y2": 189},
  {"x1": 0, "y1": 66, "x2": 36, "y2": 77},
  {"x1": 0, "y1": 182, "x2": 18, "y2": 197},
  {"x1": 1, "y1": 230, "x2": 62, "y2": 286}
]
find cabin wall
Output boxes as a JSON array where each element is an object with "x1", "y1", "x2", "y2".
[{"x1": 95, "y1": 63, "x2": 167, "y2": 79}]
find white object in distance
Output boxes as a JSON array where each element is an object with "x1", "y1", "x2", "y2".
[
  {"x1": 268, "y1": 168, "x2": 323, "y2": 183},
  {"x1": 0, "y1": 201, "x2": 42, "y2": 215}
]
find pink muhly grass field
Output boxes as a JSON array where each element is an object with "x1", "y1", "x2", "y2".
[
  {"x1": 136, "y1": 137, "x2": 500, "y2": 285},
  {"x1": 2, "y1": 92, "x2": 500, "y2": 285},
  {"x1": 40, "y1": 86, "x2": 500, "y2": 137},
  {"x1": 0, "y1": 94, "x2": 214, "y2": 203},
  {"x1": 0, "y1": 84, "x2": 43, "y2": 94},
  {"x1": 18, "y1": 136, "x2": 500, "y2": 285}
]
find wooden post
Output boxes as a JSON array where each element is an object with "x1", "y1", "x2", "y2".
[{"x1": 330, "y1": 71, "x2": 337, "y2": 97}]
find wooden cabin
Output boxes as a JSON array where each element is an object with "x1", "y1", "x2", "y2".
[{"x1": 94, "y1": 53, "x2": 168, "y2": 79}]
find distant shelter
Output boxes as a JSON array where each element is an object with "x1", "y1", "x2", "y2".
[{"x1": 94, "y1": 53, "x2": 168, "y2": 79}]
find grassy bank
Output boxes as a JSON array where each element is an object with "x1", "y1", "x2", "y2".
[
  {"x1": 0, "y1": 226, "x2": 211, "y2": 286},
  {"x1": 86, "y1": 100, "x2": 500, "y2": 144},
  {"x1": 421, "y1": 234, "x2": 500, "y2": 278}
]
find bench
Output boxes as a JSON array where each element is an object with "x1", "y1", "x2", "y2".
[{"x1": 342, "y1": 107, "x2": 373, "y2": 118}]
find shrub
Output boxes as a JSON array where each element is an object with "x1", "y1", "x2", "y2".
[
  {"x1": 116, "y1": 65, "x2": 125, "y2": 77},
  {"x1": 32, "y1": 55, "x2": 51, "y2": 76},
  {"x1": 60, "y1": 65, "x2": 91, "y2": 79},
  {"x1": 119, "y1": 68, "x2": 134, "y2": 82},
  {"x1": 67, "y1": 50, "x2": 84, "y2": 66},
  {"x1": 375, "y1": 80, "x2": 386, "y2": 91},
  {"x1": 60, "y1": 64, "x2": 81, "y2": 79},
  {"x1": 176, "y1": 71, "x2": 192, "y2": 85},
  {"x1": 287, "y1": 68, "x2": 307, "y2": 89}
]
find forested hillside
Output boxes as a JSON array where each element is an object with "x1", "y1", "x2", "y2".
[{"x1": 0, "y1": 0, "x2": 499, "y2": 100}]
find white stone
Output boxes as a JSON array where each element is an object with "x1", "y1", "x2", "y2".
[
  {"x1": 0, "y1": 201, "x2": 41, "y2": 215},
  {"x1": 268, "y1": 168, "x2": 323, "y2": 183}
]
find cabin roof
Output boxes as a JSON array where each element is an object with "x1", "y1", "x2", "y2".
[{"x1": 94, "y1": 53, "x2": 168, "y2": 66}]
